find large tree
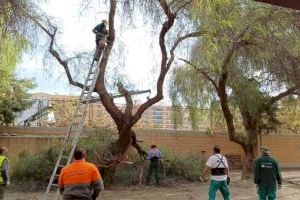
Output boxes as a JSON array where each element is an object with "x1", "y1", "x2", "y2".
[
  {"x1": 171, "y1": 0, "x2": 300, "y2": 178},
  {"x1": 30, "y1": 0, "x2": 204, "y2": 165}
]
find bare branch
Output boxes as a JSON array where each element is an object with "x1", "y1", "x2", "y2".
[
  {"x1": 29, "y1": 17, "x2": 86, "y2": 90},
  {"x1": 270, "y1": 86, "x2": 298, "y2": 104},
  {"x1": 174, "y1": 0, "x2": 194, "y2": 14},
  {"x1": 132, "y1": 6, "x2": 207, "y2": 125},
  {"x1": 130, "y1": 0, "x2": 176, "y2": 126},
  {"x1": 167, "y1": 31, "x2": 207, "y2": 70},
  {"x1": 117, "y1": 82, "x2": 133, "y2": 121},
  {"x1": 179, "y1": 58, "x2": 218, "y2": 90}
]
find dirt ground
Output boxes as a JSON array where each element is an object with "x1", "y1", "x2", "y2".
[{"x1": 5, "y1": 171, "x2": 300, "y2": 200}]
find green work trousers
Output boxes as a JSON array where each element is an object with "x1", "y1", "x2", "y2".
[
  {"x1": 146, "y1": 160, "x2": 160, "y2": 184},
  {"x1": 208, "y1": 180, "x2": 230, "y2": 200},
  {"x1": 257, "y1": 185, "x2": 277, "y2": 200}
]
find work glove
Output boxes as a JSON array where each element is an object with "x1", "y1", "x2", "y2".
[{"x1": 227, "y1": 177, "x2": 230, "y2": 185}]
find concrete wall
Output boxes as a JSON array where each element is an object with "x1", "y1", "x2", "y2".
[
  {"x1": 0, "y1": 127, "x2": 300, "y2": 170},
  {"x1": 0, "y1": 135, "x2": 63, "y2": 170}
]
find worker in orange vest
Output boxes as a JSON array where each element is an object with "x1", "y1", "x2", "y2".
[{"x1": 59, "y1": 147, "x2": 104, "y2": 199}]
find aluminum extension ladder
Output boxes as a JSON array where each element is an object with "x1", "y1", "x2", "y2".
[{"x1": 43, "y1": 50, "x2": 105, "y2": 200}]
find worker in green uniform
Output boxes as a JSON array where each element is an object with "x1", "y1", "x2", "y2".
[
  {"x1": 0, "y1": 147, "x2": 10, "y2": 200},
  {"x1": 254, "y1": 146, "x2": 282, "y2": 200},
  {"x1": 146, "y1": 142, "x2": 162, "y2": 185}
]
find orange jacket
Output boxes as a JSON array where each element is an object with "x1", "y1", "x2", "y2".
[{"x1": 59, "y1": 159, "x2": 102, "y2": 199}]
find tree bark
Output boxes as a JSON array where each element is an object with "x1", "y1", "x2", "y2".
[{"x1": 241, "y1": 130, "x2": 259, "y2": 179}]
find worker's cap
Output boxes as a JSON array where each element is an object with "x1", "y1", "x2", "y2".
[
  {"x1": 260, "y1": 146, "x2": 269, "y2": 154},
  {"x1": 102, "y1": 19, "x2": 108, "y2": 24},
  {"x1": 151, "y1": 142, "x2": 157, "y2": 148}
]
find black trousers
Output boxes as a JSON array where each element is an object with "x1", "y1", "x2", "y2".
[{"x1": 0, "y1": 186, "x2": 4, "y2": 200}]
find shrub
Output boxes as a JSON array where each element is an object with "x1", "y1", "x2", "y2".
[
  {"x1": 157, "y1": 146, "x2": 206, "y2": 181},
  {"x1": 12, "y1": 128, "x2": 206, "y2": 189},
  {"x1": 113, "y1": 146, "x2": 206, "y2": 185},
  {"x1": 12, "y1": 127, "x2": 114, "y2": 191},
  {"x1": 12, "y1": 146, "x2": 60, "y2": 191}
]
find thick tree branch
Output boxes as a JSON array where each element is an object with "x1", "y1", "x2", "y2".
[
  {"x1": 95, "y1": 0, "x2": 123, "y2": 128},
  {"x1": 117, "y1": 82, "x2": 133, "y2": 123},
  {"x1": 130, "y1": 0, "x2": 176, "y2": 126},
  {"x1": 270, "y1": 86, "x2": 298, "y2": 104},
  {"x1": 132, "y1": 31, "x2": 206, "y2": 125},
  {"x1": 217, "y1": 26, "x2": 251, "y2": 146},
  {"x1": 131, "y1": 130, "x2": 147, "y2": 157}
]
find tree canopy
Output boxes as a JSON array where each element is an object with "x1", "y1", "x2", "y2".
[{"x1": 170, "y1": 0, "x2": 300, "y2": 178}]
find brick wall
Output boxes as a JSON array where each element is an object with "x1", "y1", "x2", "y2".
[
  {"x1": 0, "y1": 127, "x2": 299, "y2": 170},
  {"x1": 261, "y1": 135, "x2": 300, "y2": 168}
]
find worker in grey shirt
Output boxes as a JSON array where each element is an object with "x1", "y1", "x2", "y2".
[{"x1": 0, "y1": 147, "x2": 10, "y2": 200}]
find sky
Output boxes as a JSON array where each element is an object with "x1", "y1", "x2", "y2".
[{"x1": 16, "y1": 0, "x2": 168, "y2": 104}]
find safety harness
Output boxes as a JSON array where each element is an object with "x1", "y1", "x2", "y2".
[{"x1": 211, "y1": 154, "x2": 226, "y2": 176}]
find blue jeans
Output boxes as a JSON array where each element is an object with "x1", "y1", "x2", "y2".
[{"x1": 208, "y1": 180, "x2": 230, "y2": 200}]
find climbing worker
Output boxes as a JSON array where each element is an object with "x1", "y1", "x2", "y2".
[
  {"x1": 59, "y1": 147, "x2": 104, "y2": 200},
  {"x1": 254, "y1": 146, "x2": 282, "y2": 200},
  {"x1": 146, "y1": 142, "x2": 163, "y2": 185},
  {"x1": 92, "y1": 19, "x2": 109, "y2": 62},
  {"x1": 203, "y1": 145, "x2": 231, "y2": 200},
  {"x1": 0, "y1": 147, "x2": 10, "y2": 200}
]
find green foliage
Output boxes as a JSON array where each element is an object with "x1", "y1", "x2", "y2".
[
  {"x1": 170, "y1": 0, "x2": 300, "y2": 132},
  {"x1": 161, "y1": 148, "x2": 206, "y2": 181},
  {"x1": 115, "y1": 147, "x2": 206, "y2": 184},
  {"x1": 12, "y1": 146, "x2": 60, "y2": 191},
  {"x1": 0, "y1": 5, "x2": 36, "y2": 125},
  {"x1": 12, "y1": 129, "x2": 206, "y2": 190},
  {"x1": 277, "y1": 97, "x2": 300, "y2": 134},
  {"x1": 169, "y1": 66, "x2": 216, "y2": 129},
  {"x1": 12, "y1": 128, "x2": 114, "y2": 190},
  {"x1": 0, "y1": 77, "x2": 36, "y2": 125}
]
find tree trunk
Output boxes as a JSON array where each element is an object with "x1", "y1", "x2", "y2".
[
  {"x1": 109, "y1": 126, "x2": 132, "y2": 156},
  {"x1": 241, "y1": 130, "x2": 259, "y2": 179}
]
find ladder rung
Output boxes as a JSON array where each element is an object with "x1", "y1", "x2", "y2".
[{"x1": 52, "y1": 183, "x2": 59, "y2": 187}]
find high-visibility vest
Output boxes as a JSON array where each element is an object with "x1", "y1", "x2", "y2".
[{"x1": 0, "y1": 155, "x2": 8, "y2": 183}]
